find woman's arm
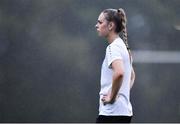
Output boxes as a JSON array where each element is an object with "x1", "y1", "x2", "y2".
[
  {"x1": 101, "y1": 59, "x2": 124, "y2": 105},
  {"x1": 130, "y1": 67, "x2": 135, "y2": 89}
]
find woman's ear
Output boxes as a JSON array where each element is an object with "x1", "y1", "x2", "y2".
[{"x1": 108, "y1": 22, "x2": 115, "y2": 31}]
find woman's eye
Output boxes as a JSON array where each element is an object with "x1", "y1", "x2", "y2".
[{"x1": 98, "y1": 20, "x2": 102, "y2": 24}]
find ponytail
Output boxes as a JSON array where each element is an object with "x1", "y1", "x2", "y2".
[{"x1": 118, "y1": 8, "x2": 132, "y2": 63}]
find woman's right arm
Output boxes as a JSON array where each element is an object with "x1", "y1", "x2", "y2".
[{"x1": 130, "y1": 67, "x2": 135, "y2": 89}]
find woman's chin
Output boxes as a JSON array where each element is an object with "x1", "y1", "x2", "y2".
[{"x1": 98, "y1": 33, "x2": 103, "y2": 37}]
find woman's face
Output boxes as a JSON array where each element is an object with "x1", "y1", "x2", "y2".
[{"x1": 95, "y1": 13, "x2": 109, "y2": 37}]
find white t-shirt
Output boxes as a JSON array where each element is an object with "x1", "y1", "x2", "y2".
[{"x1": 99, "y1": 37, "x2": 133, "y2": 116}]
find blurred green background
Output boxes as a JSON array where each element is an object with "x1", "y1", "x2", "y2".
[{"x1": 0, "y1": 0, "x2": 179, "y2": 122}]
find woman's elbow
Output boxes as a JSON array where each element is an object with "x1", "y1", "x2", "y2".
[{"x1": 115, "y1": 71, "x2": 124, "y2": 78}]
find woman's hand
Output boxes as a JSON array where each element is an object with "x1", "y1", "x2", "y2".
[{"x1": 101, "y1": 93, "x2": 115, "y2": 105}]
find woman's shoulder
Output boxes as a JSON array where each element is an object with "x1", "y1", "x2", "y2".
[
  {"x1": 106, "y1": 38, "x2": 125, "y2": 52},
  {"x1": 109, "y1": 38, "x2": 124, "y2": 48},
  {"x1": 114, "y1": 37, "x2": 124, "y2": 45}
]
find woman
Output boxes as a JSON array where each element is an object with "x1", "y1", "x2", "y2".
[{"x1": 95, "y1": 8, "x2": 135, "y2": 123}]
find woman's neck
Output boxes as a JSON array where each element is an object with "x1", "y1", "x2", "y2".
[{"x1": 106, "y1": 33, "x2": 119, "y2": 44}]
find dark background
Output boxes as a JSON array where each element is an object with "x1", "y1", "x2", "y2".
[{"x1": 0, "y1": 0, "x2": 179, "y2": 122}]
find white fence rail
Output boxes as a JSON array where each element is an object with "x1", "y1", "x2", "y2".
[{"x1": 132, "y1": 50, "x2": 180, "y2": 63}]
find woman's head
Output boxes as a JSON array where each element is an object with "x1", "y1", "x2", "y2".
[
  {"x1": 95, "y1": 8, "x2": 129, "y2": 49},
  {"x1": 102, "y1": 8, "x2": 125, "y2": 33}
]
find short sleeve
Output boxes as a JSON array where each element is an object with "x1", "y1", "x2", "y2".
[{"x1": 106, "y1": 44, "x2": 123, "y2": 68}]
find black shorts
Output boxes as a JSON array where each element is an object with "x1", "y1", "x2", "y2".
[{"x1": 96, "y1": 115, "x2": 132, "y2": 123}]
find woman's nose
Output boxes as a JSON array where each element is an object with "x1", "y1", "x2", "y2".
[{"x1": 95, "y1": 24, "x2": 98, "y2": 29}]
